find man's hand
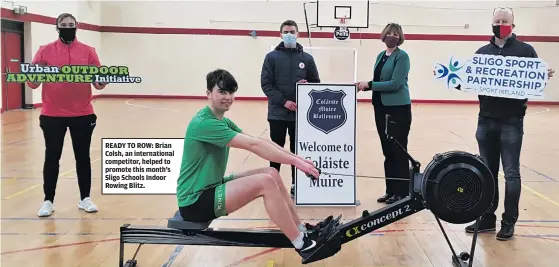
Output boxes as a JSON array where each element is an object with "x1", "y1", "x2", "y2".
[
  {"x1": 295, "y1": 155, "x2": 314, "y2": 166},
  {"x1": 549, "y1": 68, "x2": 555, "y2": 78},
  {"x1": 301, "y1": 157, "x2": 314, "y2": 166},
  {"x1": 284, "y1": 100, "x2": 297, "y2": 111},
  {"x1": 294, "y1": 157, "x2": 320, "y2": 179},
  {"x1": 297, "y1": 79, "x2": 308, "y2": 83}
]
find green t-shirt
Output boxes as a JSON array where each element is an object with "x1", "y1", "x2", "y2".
[{"x1": 176, "y1": 106, "x2": 242, "y2": 207}]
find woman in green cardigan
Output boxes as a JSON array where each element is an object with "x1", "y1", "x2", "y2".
[{"x1": 357, "y1": 23, "x2": 412, "y2": 204}]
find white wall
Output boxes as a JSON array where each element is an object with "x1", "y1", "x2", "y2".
[
  {"x1": 14, "y1": 0, "x2": 559, "y2": 107},
  {"x1": 15, "y1": 0, "x2": 102, "y2": 105},
  {"x1": 99, "y1": 0, "x2": 559, "y2": 102}
]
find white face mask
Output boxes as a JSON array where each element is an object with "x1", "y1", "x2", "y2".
[{"x1": 282, "y1": 33, "x2": 297, "y2": 47}]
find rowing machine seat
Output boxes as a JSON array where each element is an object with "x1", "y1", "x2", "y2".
[{"x1": 167, "y1": 210, "x2": 212, "y2": 230}]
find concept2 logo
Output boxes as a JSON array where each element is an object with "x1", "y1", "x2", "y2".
[
  {"x1": 433, "y1": 57, "x2": 466, "y2": 90},
  {"x1": 345, "y1": 205, "x2": 411, "y2": 238}
]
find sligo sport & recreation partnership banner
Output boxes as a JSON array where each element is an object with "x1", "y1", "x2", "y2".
[
  {"x1": 434, "y1": 54, "x2": 549, "y2": 99},
  {"x1": 295, "y1": 83, "x2": 357, "y2": 206}
]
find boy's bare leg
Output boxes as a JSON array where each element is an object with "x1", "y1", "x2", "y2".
[
  {"x1": 224, "y1": 172, "x2": 301, "y2": 241},
  {"x1": 228, "y1": 167, "x2": 302, "y2": 226}
]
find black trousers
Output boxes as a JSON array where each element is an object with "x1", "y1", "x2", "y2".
[
  {"x1": 268, "y1": 119, "x2": 296, "y2": 185},
  {"x1": 476, "y1": 116, "x2": 524, "y2": 226},
  {"x1": 373, "y1": 104, "x2": 412, "y2": 197},
  {"x1": 39, "y1": 114, "x2": 97, "y2": 203}
]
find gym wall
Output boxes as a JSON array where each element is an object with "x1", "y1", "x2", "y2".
[{"x1": 5, "y1": 0, "x2": 559, "y2": 107}]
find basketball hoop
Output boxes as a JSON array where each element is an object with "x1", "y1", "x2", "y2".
[{"x1": 334, "y1": 17, "x2": 351, "y2": 41}]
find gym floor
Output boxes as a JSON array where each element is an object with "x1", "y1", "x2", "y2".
[{"x1": 2, "y1": 99, "x2": 559, "y2": 267}]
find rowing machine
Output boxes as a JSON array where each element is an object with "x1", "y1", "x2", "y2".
[{"x1": 119, "y1": 114, "x2": 495, "y2": 267}]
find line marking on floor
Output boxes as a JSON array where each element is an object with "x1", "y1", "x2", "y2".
[
  {"x1": 498, "y1": 171, "x2": 559, "y2": 208},
  {"x1": 7, "y1": 231, "x2": 559, "y2": 238},
  {"x1": 161, "y1": 245, "x2": 183, "y2": 267},
  {"x1": 125, "y1": 99, "x2": 180, "y2": 111},
  {"x1": 2, "y1": 228, "x2": 557, "y2": 257},
  {"x1": 220, "y1": 231, "x2": 559, "y2": 267},
  {"x1": 2, "y1": 157, "x2": 101, "y2": 200},
  {"x1": 2, "y1": 217, "x2": 559, "y2": 223},
  {"x1": 225, "y1": 248, "x2": 280, "y2": 267},
  {"x1": 521, "y1": 164, "x2": 556, "y2": 182},
  {"x1": 521, "y1": 183, "x2": 559, "y2": 207},
  {"x1": 0, "y1": 237, "x2": 119, "y2": 255},
  {"x1": 8, "y1": 231, "x2": 559, "y2": 237}
]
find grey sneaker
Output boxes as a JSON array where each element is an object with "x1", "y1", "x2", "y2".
[
  {"x1": 37, "y1": 201, "x2": 54, "y2": 217},
  {"x1": 78, "y1": 197, "x2": 99, "y2": 213}
]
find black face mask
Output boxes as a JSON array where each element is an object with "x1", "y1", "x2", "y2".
[
  {"x1": 58, "y1": 27, "x2": 77, "y2": 43},
  {"x1": 492, "y1": 24, "x2": 513, "y2": 39}
]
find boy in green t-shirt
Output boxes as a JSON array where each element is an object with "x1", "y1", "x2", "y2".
[{"x1": 176, "y1": 69, "x2": 335, "y2": 261}]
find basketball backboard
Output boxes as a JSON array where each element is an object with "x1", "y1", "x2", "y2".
[{"x1": 316, "y1": 0, "x2": 370, "y2": 29}]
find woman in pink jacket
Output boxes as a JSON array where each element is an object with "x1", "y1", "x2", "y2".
[{"x1": 28, "y1": 13, "x2": 107, "y2": 217}]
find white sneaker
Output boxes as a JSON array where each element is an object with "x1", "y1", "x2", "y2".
[
  {"x1": 37, "y1": 201, "x2": 54, "y2": 217},
  {"x1": 78, "y1": 197, "x2": 99, "y2": 213}
]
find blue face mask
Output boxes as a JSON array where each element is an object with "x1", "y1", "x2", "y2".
[{"x1": 282, "y1": 33, "x2": 297, "y2": 47}]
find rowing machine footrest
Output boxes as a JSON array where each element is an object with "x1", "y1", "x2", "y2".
[
  {"x1": 302, "y1": 227, "x2": 342, "y2": 264},
  {"x1": 167, "y1": 210, "x2": 212, "y2": 230}
]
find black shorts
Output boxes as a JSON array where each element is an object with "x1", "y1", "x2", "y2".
[{"x1": 179, "y1": 185, "x2": 224, "y2": 222}]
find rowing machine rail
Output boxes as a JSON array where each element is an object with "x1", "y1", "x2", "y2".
[{"x1": 119, "y1": 162, "x2": 483, "y2": 267}]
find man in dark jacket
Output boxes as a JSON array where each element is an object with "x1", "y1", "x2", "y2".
[
  {"x1": 464, "y1": 7, "x2": 554, "y2": 241},
  {"x1": 260, "y1": 20, "x2": 320, "y2": 197}
]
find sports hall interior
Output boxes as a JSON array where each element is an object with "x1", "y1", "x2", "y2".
[{"x1": 1, "y1": 1, "x2": 559, "y2": 267}]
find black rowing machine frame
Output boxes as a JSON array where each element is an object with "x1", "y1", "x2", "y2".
[{"x1": 118, "y1": 114, "x2": 492, "y2": 267}]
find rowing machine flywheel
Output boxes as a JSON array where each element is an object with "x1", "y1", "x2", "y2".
[{"x1": 421, "y1": 151, "x2": 495, "y2": 224}]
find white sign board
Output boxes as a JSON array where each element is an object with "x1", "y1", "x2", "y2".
[
  {"x1": 434, "y1": 54, "x2": 549, "y2": 99},
  {"x1": 295, "y1": 83, "x2": 357, "y2": 206},
  {"x1": 101, "y1": 138, "x2": 184, "y2": 194}
]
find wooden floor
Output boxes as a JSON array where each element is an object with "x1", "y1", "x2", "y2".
[{"x1": 2, "y1": 98, "x2": 559, "y2": 267}]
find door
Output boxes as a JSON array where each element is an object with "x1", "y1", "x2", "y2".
[{"x1": 2, "y1": 31, "x2": 23, "y2": 110}]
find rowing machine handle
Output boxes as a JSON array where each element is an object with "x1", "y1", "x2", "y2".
[{"x1": 306, "y1": 167, "x2": 321, "y2": 180}]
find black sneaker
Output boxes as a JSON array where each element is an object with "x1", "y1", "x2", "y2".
[
  {"x1": 304, "y1": 215, "x2": 334, "y2": 232},
  {"x1": 465, "y1": 218, "x2": 496, "y2": 233},
  {"x1": 386, "y1": 195, "x2": 403, "y2": 204},
  {"x1": 496, "y1": 224, "x2": 514, "y2": 241},
  {"x1": 296, "y1": 233, "x2": 319, "y2": 257},
  {"x1": 297, "y1": 217, "x2": 340, "y2": 263},
  {"x1": 377, "y1": 194, "x2": 393, "y2": 203}
]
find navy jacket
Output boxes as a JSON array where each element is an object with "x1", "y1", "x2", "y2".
[
  {"x1": 260, "y1": 42, "x2": 320, "y2": 121},
  {"x1": 475, "y1": 34, "x2": 538, "y2": 119}
]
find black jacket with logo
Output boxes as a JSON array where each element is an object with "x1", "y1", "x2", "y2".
[
  {"x1": 260, "y1": 42, "x2": 320, "y2": 121},
  {"x1": 474, "y1": 33, "x2": 538, "y2": 119}
]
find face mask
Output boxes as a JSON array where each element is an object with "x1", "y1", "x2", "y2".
[
  {"x1": 384, "y1": 36, "x2": 399, "y2": 48},
  {"x1": 282, "y1": 33, "x2": 297, "y2": 47},
  {"x1": 492, "y1": 24, "x2": 512, "y2": 39},
  {"x1": 58, "y1": 27, "x2": 77, "y2": 43}
]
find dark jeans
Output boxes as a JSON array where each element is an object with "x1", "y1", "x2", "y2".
[
  {"x1": 268, "y1": 119, "x2": 296, "y2": 185},
  {"x1": 374, "y1": 104, "x2": 412, "y2": 197},
  {"x1": 476, "y1": 116, "x2": 523, "y2": 226},
  {"x1": 39, "y1": 114, "x2": 97, "y2": 203}
]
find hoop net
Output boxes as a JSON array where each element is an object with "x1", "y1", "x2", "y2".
[{"x1": 339, "y1": 17, "x2": 349, "y2": 31}]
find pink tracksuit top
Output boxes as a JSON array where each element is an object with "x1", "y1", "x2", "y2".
[{"x1": 28, "y1": 38, "x2": 102, "y2": 117}]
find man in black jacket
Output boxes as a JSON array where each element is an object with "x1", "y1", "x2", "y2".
[
  {"x1": 464, "y1": 7, "x2": 555, "y2": 241},
  {"x1": 260, "y1": 20, "x2": 320, "y2": 198}
]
